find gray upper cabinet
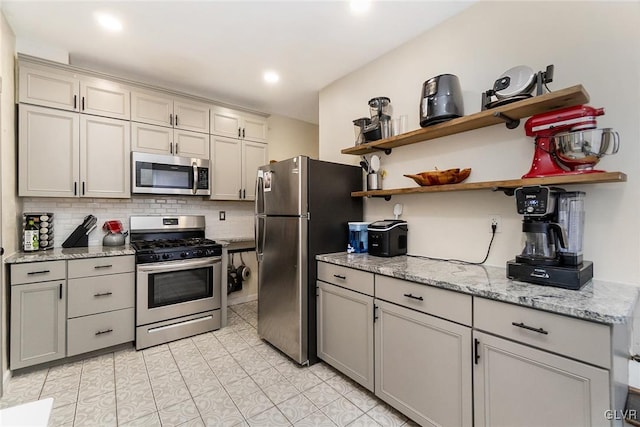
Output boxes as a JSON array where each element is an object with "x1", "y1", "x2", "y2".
[
  {"x1": 132, "y1": 122, "x2": 209, "y2": 160},
  {"x1": 210, "y1": 105, "x2": 267, "y2": 143},
  {"x1": 19, "y1": 104, "x2": 130, "y2": 198},
  {"x1": 131, "y1": 89, "x2": 210, "y2": 134},
  {"x1": 19, "y1": 64, "x2": 130, "y2": 120}
]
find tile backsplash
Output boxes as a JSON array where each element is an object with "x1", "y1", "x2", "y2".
[{"x1": 22, "y1": 196, "x2": 255, "y2": 248}]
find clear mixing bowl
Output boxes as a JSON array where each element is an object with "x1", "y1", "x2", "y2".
[{"x1": 552, "y1": 128, "x2": 619, "y2": 170}]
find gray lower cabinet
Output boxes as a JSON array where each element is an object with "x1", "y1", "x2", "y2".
[
  {"x1": 317, "y1": 281, "x2": 374, "y2": 391},
  {"x1": 316, "y1": 262, "x2": 375, "y2": 391},
  {"x1": 9, "y1": 256, "x2": 135, "y2": 369},
  {"x1": 10, "y1": 279, "x2": 66, "y2": 370},
  {"x1": 375, "y1": 299, "x2": 472, "y2": 427},
  {"x1": 473, "y1": 331, "x2": 610, "y2": 427},
  {"x1": 66, "y1": 257, "x2": 135, "y2": 357}
]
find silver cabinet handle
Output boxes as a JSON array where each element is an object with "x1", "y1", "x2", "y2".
[{"x1": 95, "y1": 329, "x2": 113, "y2": 336}]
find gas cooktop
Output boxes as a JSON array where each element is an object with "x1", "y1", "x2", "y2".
[{"x1": 131, "y1": 237, "x2": 222, "y2": 264}]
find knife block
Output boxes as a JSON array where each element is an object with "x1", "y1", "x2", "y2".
[{"x1": 62, "y1": 225, "x2": 89, "y2": 248}]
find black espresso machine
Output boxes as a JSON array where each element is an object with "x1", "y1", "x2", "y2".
[{"x1": 506, "y1": 186, "x2": 593, "y2": 290}]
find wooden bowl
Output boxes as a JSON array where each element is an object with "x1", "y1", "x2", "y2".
[{"x1": 404, "y1": 168, "x2": 471, "y2": 186}]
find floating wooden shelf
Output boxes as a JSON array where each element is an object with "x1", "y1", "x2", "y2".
[
  {"x1": 352, "y1": 172, "x2": 627, "y2": 198},
  {"x1": 342, "y1": 85, "x2": 590, "y2": 156}
]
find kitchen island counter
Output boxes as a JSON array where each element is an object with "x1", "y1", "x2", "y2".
[
  {"x1": 316, "y1": 252, "x2": 639, "y2": 325},
  {"x1": 5, "y1": 245, "x2": 135, "y2": 264}
]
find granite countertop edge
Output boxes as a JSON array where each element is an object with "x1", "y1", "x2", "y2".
[
  {"x1": 316, "y1": 252, "x2": 639, "y2": 325},
  {"x1": 5, "y1": 246, "x2": 136, "y2": 264}
]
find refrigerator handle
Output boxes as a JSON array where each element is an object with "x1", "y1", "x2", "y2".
[
  {"x1": 255, "y1": 173, "x2": 265, "y2": 216},
  {"x1": 256, "y1": 216, "x2": 265, "y2": 262}
]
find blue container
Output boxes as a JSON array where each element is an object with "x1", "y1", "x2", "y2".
[{"x1": 348, "y1": 222, "x2": 369, "y2": 253}]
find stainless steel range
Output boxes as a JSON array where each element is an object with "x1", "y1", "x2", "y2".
[{"x1": 130, "y1": 215, "x2": 223, "y2": 350}]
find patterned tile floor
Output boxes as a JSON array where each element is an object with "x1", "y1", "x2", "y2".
[{"x1": 0, "y1": 301, "x2": 416, "y2": 427}]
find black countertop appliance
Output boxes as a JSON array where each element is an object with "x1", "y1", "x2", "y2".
[
  {"x1": 367, "y1": 220, "x2": 408, "y2": 257},
  {"x1": 419, "y1": 74, "x2": 464, "y2": 127}
]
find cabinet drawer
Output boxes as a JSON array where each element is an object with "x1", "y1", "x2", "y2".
[
  {"x1": 317, "y1": 262, "x2": 374, "y2": 295},
  {"x1": 68, "y1": 272, "x2": 135, "y2": 318},
  {"x1": 11, "y1": 261, "x2": 66, "y2": 285},
  {"x1": 67, "y1": 256, "x2": 134, "y2": 279},
  {"x1": 67, "y1": 308, "x2": 134, "y2": 357},
  {"x1": 474, "y1": 298, "x2": 611, "y2": 369},
  {"x1": 376, "y1": 275, "x2": 472, "y2": 326}
]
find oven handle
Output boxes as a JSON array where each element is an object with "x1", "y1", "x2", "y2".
[
  {"x1": 137, "y1": 257, "x2": 221, "y2": 273},
  {"x1": 192, "y1": 162, "x2": 198, "y2": 195}
]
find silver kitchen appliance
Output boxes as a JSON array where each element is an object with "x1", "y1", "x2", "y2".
[
  {"x1": 481, "y1": 65, "x2": 554, "y2": 111},
  {"x1": 131, "y1": 152, "x2": 210, "y2": 196},
  {"x1": 130, "y1": 215, "x2": 223, "y2": 350},
  {"x1": 256, "y1": 156, "x2": 363, "y2": 365},
  {"x1": 419, "y1": 74, "x2": 464, "y2": 127}
]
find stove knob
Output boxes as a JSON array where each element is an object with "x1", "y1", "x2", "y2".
[
  {"x1": 152, "y1": 254, "x2": 160, "y2": 261},
  {"x1": 181, "y1": 252, "x2": 188, "y2": 258},
  {"x1": 162, "y1": 253, "x2": 171, "y2": 260},
  {"x1": 195, "y1": 250, "x2": 203, "y2": 257}
]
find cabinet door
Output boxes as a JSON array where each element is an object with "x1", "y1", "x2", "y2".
[
  {"x1": 210, "y1": 106, "x2": 242, "y2": 138},
  {"x1": 19, "y1": 105, "x2": 80, "y2": 197},
  {"x1": 243, "y1": 114, "x2": 268, "y2": 143},
  {"x1": 175, "y1": 129, "x2": 210, "y2": 159},
  {"x1": 174, "y1": 98, "x2": 210, "y2": 133},
  {"x1": 131, "y1": 90, "x2": 173, "y2": 127},
  {"x1": 80, "y1": 78, "x2": 130, "y2": 120},
  {"x1": 10, "y1": 281, "x2": 66, "y2": 369},
  {"x1": 19, "y1": 65, "x2": 79, "y2": 111},
  {"x1": 80, "y1": 115, "x2": 131, "y2": 198},
  {"x1": 242, "y1": 141, "x2": 267, "y2": 200},
  {"x1": 131, "y1": 122, "x2": 172, "y2": 155},
  {"x1": 211, "y1": 135, "x2": 242, "y2": 200},
  {"x1": 317, "y1": 281, "x2": 374, "y2": 391},
  {"x1": 375, "y1": 299, "x2": 472, "y2": 427},
  {"x1": 474, "y1": 331, "x2": 610, "y2": 427}
]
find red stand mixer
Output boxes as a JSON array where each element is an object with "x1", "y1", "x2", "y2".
[{"x1": 523, "y1": 105, "x2": 620, "y2": 178}]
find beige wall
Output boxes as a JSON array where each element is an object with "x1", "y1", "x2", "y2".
[
  {"x1": 1, "y1": 10, "x2": 18, "y2": 386},
  {"x1": 267, "y1": 114, "x2": 319, "y2": 162},
  {"x1": 319, "y1": 2, "x2": 640, "y2": 285}
]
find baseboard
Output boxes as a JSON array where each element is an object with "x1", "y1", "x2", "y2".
[{"x1": 228, "y1": 293, "x2": 257, "y2": 306}]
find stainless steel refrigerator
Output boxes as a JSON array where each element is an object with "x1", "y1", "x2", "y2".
[{"x1": 255, "y1": 156, "x2": 363, "y2": 365}]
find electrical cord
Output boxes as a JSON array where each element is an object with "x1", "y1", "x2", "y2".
[{"x1": 408, "y1": 223, "x2": 497, "y2": 266}]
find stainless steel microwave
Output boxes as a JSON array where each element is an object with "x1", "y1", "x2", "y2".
[{"x1": 132, "y1": 152, "x2": 210, "y2": 196}]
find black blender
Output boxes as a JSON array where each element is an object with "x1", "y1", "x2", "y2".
[{"x1": 506, "y1": 185, "x2": 593, "y2": 290}]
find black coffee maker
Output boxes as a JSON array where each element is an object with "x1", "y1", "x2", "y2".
[{"x1": 506, "y1": 186, "x2": 593, "y2": 290}]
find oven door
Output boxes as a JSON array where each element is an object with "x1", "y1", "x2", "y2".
[
  {"x1": 132, "y1": 152, "x2": 210, "y2": 196},
  {"x1": 136, "y1": 257, "x2": 221, "y2": 326}
]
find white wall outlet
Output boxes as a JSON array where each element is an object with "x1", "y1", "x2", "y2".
[
  {"x1": 488, "y1": 215, "x2": 501, "y2": 233},
  {"x1": 219, "y1": 211, "x2": 226, "y2": 221}
]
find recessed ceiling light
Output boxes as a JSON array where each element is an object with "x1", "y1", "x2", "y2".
[
  {"x1": 263, "y1": 70, "x2": 280, "y2": 84},
  {"x1": 350, "y1": 0, "x2": 371, "y2": 14},
  {"x1": 94, "y1": 11, "x2": 123, "y2": 32}
]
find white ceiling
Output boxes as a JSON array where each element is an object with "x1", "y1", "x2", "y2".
[{"x1": 2, "y1": 1, "x2": 474, "y2": 124}]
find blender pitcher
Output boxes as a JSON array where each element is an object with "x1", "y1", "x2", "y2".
[{"x1": 557, "y1": 191, "x2": 586, "y2": 265}]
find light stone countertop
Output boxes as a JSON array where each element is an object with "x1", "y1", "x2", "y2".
[
  {"x1": 5, "y1": 245, "x2": 135, "y2": 264},
  {"x1": 316, "y1": 252, "x2": 639, "y2": 325}
]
